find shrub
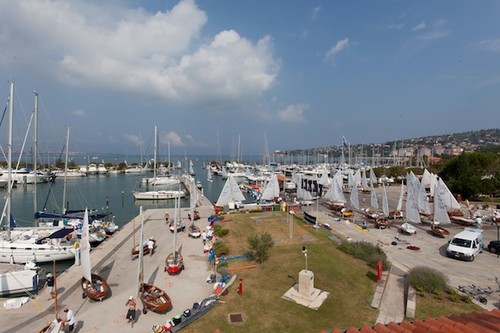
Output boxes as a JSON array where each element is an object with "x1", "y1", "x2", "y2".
[
  {"x1": 214, "y1": 240, "x2": 229, "y2": 256},
  {"x1": 407, "y1": 266, "x2": 448, "y2": 294},
  {"x1": 338, "y1": 241, "x2": 389, "y2": 270},
  {"x1": 213, "y1": 224, "x2": 229, "y2": 237},
  {"x1": 247, "y1": 232, "x2": 274, "y2": 263}
]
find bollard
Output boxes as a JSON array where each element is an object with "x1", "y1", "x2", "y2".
[{"x1": 237, "y1": 278, "x2": 243, "y2": 295}]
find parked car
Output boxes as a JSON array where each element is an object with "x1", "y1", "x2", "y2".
[{"x1": 487, "y1": 240, "x2": 500, "y2": 254}]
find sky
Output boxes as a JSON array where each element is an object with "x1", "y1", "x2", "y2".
[{"x1": 0, "y1": 0, "x2": 499, "y2": 159}]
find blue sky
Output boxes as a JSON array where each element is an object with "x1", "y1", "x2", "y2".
[{"x1": 1, "y1": 0, "x2": 499, "y2": 158}]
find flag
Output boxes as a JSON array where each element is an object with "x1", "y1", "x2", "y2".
[{"x1": 342, "y1": 136, "x2": 348, "y2": 148}]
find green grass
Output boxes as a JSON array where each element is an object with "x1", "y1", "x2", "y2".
[{"x1": 184, "y1": 211, "x2": 379, "y2": 332}]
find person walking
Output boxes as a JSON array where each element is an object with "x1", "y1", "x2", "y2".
[
  {"x1": 46, "y1": 273, "x2": 55, "y2": 300},
  {"x1": 125, "y1": 295, "x2": 137, "y2": 327},
  {"x1": 147, "y1": 237, "x2": 155, "y2": 256},
  {"x1": 62, "y1": 307, "x2": 75, "y2": 333}
]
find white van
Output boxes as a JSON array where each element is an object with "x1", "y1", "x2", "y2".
[{"x1": 446, "y1": 228, "x2": 484, "y2": 261}]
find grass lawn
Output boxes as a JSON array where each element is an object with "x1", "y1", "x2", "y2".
[
  {"x1": 185, "y1": 211, "x2": 379, "y2": 332},
  {"x1": 414, "y1": 293, "x2": 482, "y2": 320}
]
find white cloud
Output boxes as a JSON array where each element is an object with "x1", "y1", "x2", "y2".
[
  {"x1": 278, "y1": 104, "x2": 307, "y2": 123},
  {"x1": 411, "y1": 22, "x2": 426, "y2": 31},
  {"x1": 311, "y1": 6, "x2": 321, "y2": 21},
  {"x1": 72, "y1": 109, "x2": 87, "y2": 117},
  {"x1": 0, "y1": 0, "x2": 279, "y2": 106},
  {"x1": 387, "y1": 23, "x2": 405, "y2": 31},
  {"x1": 476, "y1": 39, "x2": 500, "y2": 53},
  {"x1": 163, "y1": 131, "x2": 184, "y2": 147},
  {"x1": 325, "y1": 38, "x2": 349, "y2": 62},
  {"x1": 416, "y1": 19, "x2": 448, "y2": 41},
  {"x1": 124, "y1": 134, "x2": 144, "y2": 147}
]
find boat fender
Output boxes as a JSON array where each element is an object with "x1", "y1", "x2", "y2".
[{"x1": 73, "y1": 242, "x2": 79, "y2": 249}]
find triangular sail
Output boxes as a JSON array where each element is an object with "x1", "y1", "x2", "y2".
[
  {"x1": 382, "y1": 184, "x2": 390, "y2": 216},
  {"x1": 324, "y1": 171, "x2": 346, "y2": 203},
  {"x1": 370, "y1": 185, "x2": 379, "y2": 209},
  {"x1": 369, "y1": 168, "x2": 377, "y2": 187},
  {"x1": 417, "y1": 180, "x2": 432, "y2": 215},
  {"x1": 396, "y1": 182, "x2": 404, "y2": 211},
  {"x1": 80, "y1": 208, "x2": 92, "y2": 283},
  {"x1": 216, "y1": 176, "x2": 245, "y2": 206},
  {"x1": 189, "y1": 179, "x2": 197, "y2": 225},
  {"x1": 261, "y1": 173, "x2": 280, "y2": 201},
  {"x1": 350, "y1": 183, "x2": 360, "y2": 210},
  {"x1": 405, "y1": 174, "x2": 421, "y2": 223},
  {"x1": 433, "y1": 179, "x2": 451, "y2": 224},
  {"x1": 361, "y1": 169, "x2": 369, "y2": 190},
  {"x1": 438, "y1": 178, "x2": 461, "y2": 210}
]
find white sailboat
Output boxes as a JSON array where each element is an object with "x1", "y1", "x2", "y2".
[
  {"x1": 133, "y1": 126, "x2": 184, "y2": 200},
  {"x1": 349, "y1": 182, "x2": 360, "y2": 210},
  {"x1": 381, "y1": 184, "x2": 390, "y2": 217},
  {"x1": 216, "y1": 176, "x2": 246, "y2": 210},
  {"x1": 430, "y1": 179, "x2": 451, "y2": 237},
  {"x1": 261, "y1": 173, "x2": 280, "y2": 201},
  {"x1": 0, "y1": 83, "x2": 76, "y2": 264},
  {"x1": 80, "y1": 209, "x2": 110, "y2": 301},
  {"x1": 165, "y1": 194, "x2": 184, "y2": 275}
]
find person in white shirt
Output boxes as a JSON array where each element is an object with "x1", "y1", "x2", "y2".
[
  {"x1": 63, "y1": 307, "x2": 75, "y2": 333},
  {"x1": 147, "y1": 237, "x2": 155, "y2": 256}
]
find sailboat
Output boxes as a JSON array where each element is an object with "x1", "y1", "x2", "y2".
[
  {"x1": 0, "y1": 84, "x2": 76, "y2": 264},
  {"x1": 137, "y1": 207, "x2": 172, "y2": 313},
  {"x1": 215, "y1": 176, "x2": 246, "y2": 210},
  {"x1": 80, "y1": 209, "x2": 110, "y2": 301},
  {"x1": 188, "y1": 179, "x2": 201, "y2": 238},
  {"x1": 165, "y1": 195, "x2": 184, "y2": 275},
  {"x1": 430, "y1": 179, "x2": 451, "y2": 238},
  {"x1": 261, "y1": 173, "x2": 280, "y2": 202},
  {"x1": 389, "y1": 182, "x2": 404, "y2": 219},
  {"x1": 133, "y1": 126, "x2": 184, "y2": 200}
]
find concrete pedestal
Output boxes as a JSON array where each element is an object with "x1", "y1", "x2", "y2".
[{"x1": 282, "y1": 269, "x2": 329, "y2": 310}]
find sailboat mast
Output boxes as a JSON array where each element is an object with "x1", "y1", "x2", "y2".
[
  {"x1": 6, "y1": 83, "x2": 14, "y2": 239},
  {"x1": 33, "y1": 91, "x2": 39, "y2": 223},
  {"x1": 153, "y1": 125, "x2": 157, "y2": 181},
  {"x1": 62, "y1": 127, "x2": 70, "y2": 213},
  {"x1": 136, "y1": 206, "x2": 144, "y2": 295},
  {"x1": 173, "y1": 192, "x2": 178, "y2": 261}
]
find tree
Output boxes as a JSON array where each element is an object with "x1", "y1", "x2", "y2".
[
  {"x1": 247, "y1": 232, "x2": 274, "y2": 264},
  {"x1": 439, "y1": 152, "x2": 499, "y2": 199}
]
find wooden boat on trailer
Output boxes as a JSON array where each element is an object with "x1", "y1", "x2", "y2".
[
  {"x1": 131, "y1": 239, "x2": 156, "y2": 259},
  {"x1": 165, "y1": 251, "x2": 184, "y2": 275},
  {"x1": 188, "y1": 224, "x2": 201, "y2": 238},
  {"x1": 140, "y1": 283, "x2": 172, "y2": 314},
  {"x1": 81, "y1": 273, "x2": 110, "y2": 301},
  {"x1": 430, "y1": 223, "x2": 450, "y2": 238},
  {"x1": 388, "y1": 210, "x2": 403, "y2": 220},
  {"x1": 375, "y1": 217, "x2": 390, "y2": 229}
]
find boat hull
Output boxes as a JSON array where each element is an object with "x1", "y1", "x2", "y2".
[
  {"x1": 81, "y1": 273, "x2": 110, "y2": 301},
  {"x1": 140, "y1": 283, "x2": 172, "y2": 313}
]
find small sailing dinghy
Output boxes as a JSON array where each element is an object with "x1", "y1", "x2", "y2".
[
  {"x1": 165, "y1": 194, "x2": 184, "y2": 275},
  {"x1": 400, "y1": 222, "x2": 417, "y2": 235},
  {"x1": 80, "y1": 209, "x2": 110, "y2": 301},
  {"x1": 136, "y1": 206, "x2": 172, "y2": 314}
]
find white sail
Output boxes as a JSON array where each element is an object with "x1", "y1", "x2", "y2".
[
  {"x1": 80, "y1": 209, "x2": 92, "y2": 283},
  {"x1": 216, "y1": 176, "x2": 245, "y2": 207},
  {"x1": 189, "y1": 179, "x2": 198, "y2": 216},
  {"x1": 438, "y1": 178, "x2": 461, "y2": 210},
  {"x1": 349, "y1": 183, "x2": 360, "y2": 210},
  {"x1": 347, "y1": 169, "x2": 355, "y2": 190},
  {"x1": 261, "y1": 173, "x2": 280, "y2": 201},
  {"x1": 361, "y1": 169, "x2": 369, "y2": 189},
  {"x1": 324, "y1": 172, "x2": 346, "y2": 203},
  {"x1": 370, "y1": 185, "x2": 379, "y2": 209},
  {"x1": 317, "y1": 172, "x2": 330, "y2": 186},
  {"x1": 382, "y1": 184, "x2": 390, "y2": 217},
  {"x1": 417, "y1": 181, "x2": 432, "y2": 215},
  {"x1": 396, "y1": 182, "x2": 404, "y2": 211},
  {"x1": 369, "y1": 168, "x2": 377, "y2": 187},
  {"x1": 433, "y1": 179, "x2": 451, "y2": 224},
  {"x1": 405, "y1": 174, "x2": 421, "y2": 223}
]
